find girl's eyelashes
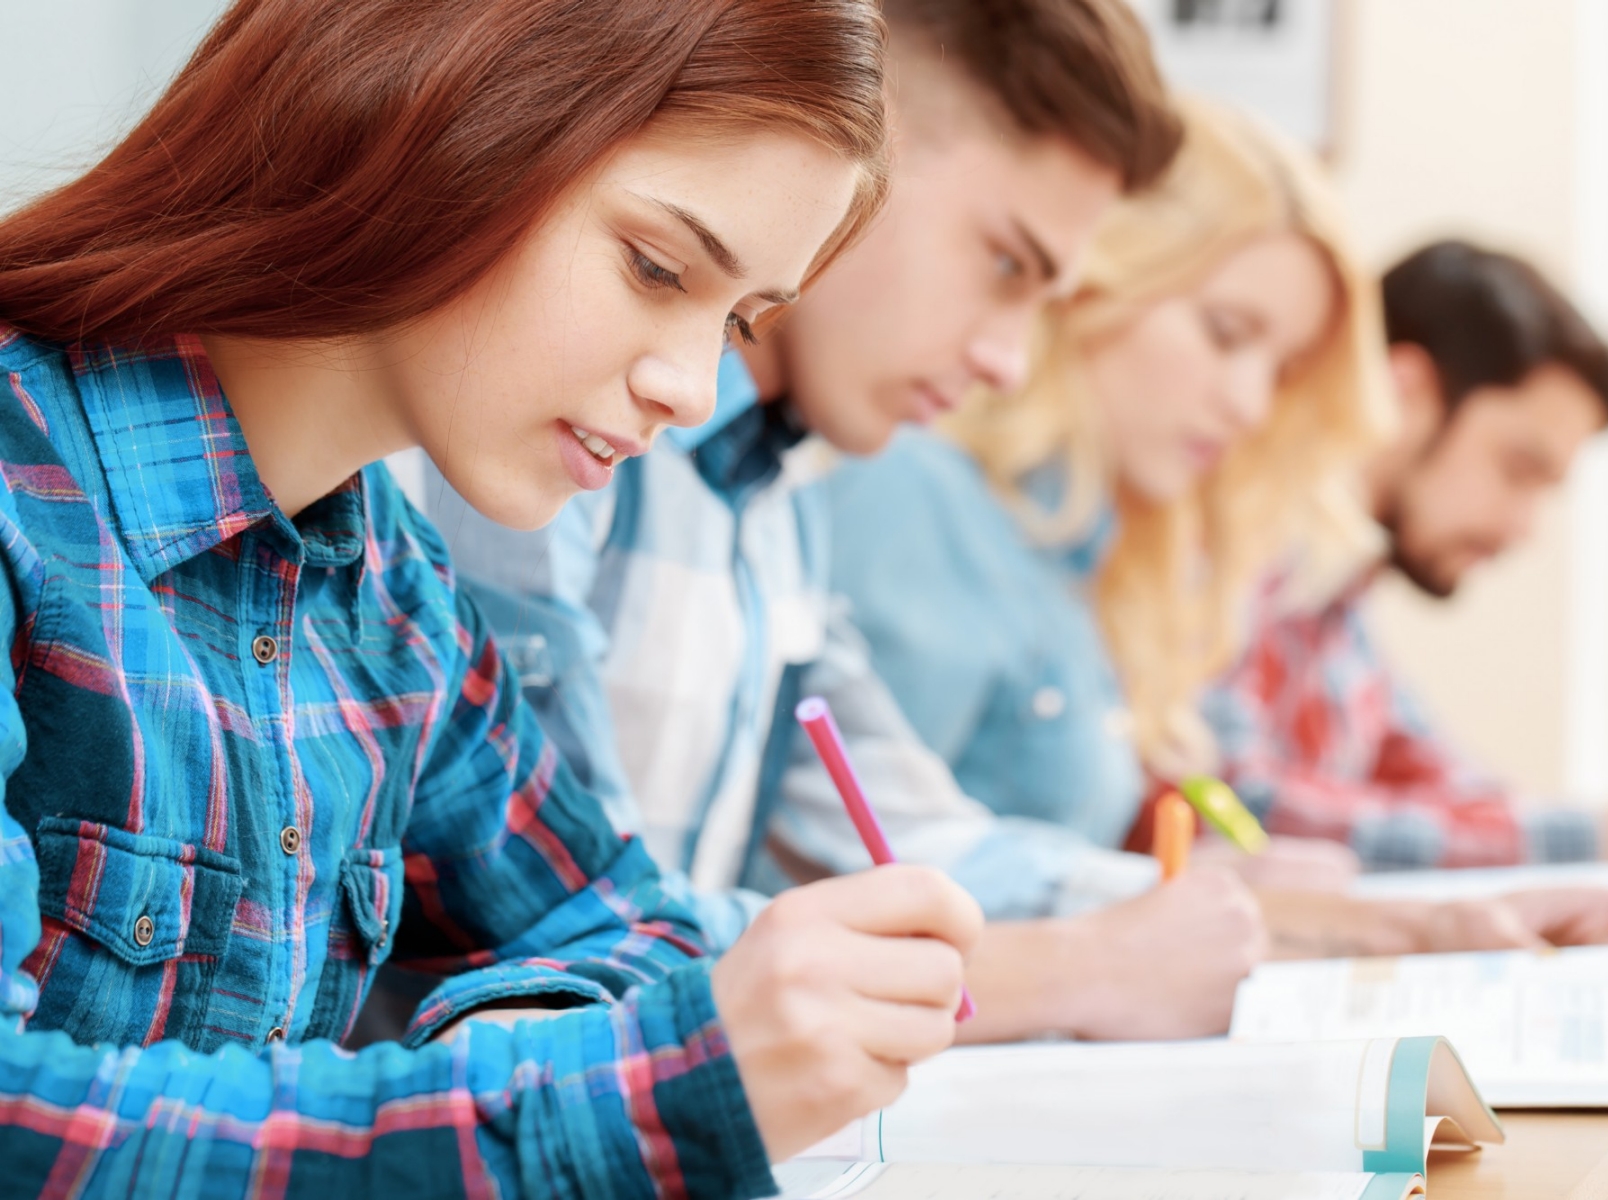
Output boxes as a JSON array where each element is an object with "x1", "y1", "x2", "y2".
[
  {"x1": 627, "y1": 246, "x2": 685, "y2": 293},
  {"x1": 625, "y1": 239, "x2": 757, "y2": 345},
  {"x1": 725, "y1": 312, "x2": 758, "y2": 347},
  {"x1": 1201, "y1": 305, "x2": 1253, "y2": 351}
]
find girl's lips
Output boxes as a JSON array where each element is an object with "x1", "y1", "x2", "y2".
[
  {"x1": 1183, "y1": 436, "x2": 1227, "y2": 470},
  {"x1": 910, "y1": 383, "x2": 959, "y2": 424},
  {"x1": 556, "y1": 420, "x2": 615, "y2": 492}
]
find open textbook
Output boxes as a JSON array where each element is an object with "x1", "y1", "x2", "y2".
[
  {"x1": 1233, "y1": 944, "x2": 1608, "y2": 1107},
  {"x1": 773, "y1": 1162, "x2": 1424, "y2": 1200},
  {"x1": 1351, "y1": 860, "x2": 1608, "y2": 900},
  {"x1": 777, "y1": 1036, "x2": 1498, "y2": 1199}
]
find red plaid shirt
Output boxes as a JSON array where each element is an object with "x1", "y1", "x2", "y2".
[{"x1": 1203, "y1": 574, "x2": 1599, "y2": 869}]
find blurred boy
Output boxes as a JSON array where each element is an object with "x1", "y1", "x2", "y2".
[{"x1": 1208, "y1": 240, "x2": 1608, "y2": 870}]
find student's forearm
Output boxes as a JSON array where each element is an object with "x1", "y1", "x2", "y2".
[
  {"x1": 0, "y1": 964, "x2": 772, "y2": 1200},
  {"x1": 957, "y1": 869, "x2": 1267, "y2": 1045},
  {"x1": 1260, "y1": 890, "x2": 1423, "y2": 958},
  {"x1": 954, "y1": 919, "x2": 1088, "y2": 1044},
  {"x1": 1258, "y1": 890, "x2": 1542, "y2": 959}
]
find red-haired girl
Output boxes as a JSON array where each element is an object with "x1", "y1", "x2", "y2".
[{"x1": 0, "y1": 2, "x2": 980, "y2": 1195}]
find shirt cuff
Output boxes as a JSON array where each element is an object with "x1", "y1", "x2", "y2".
[
  {"x1": 1523, "y1": 807, "x2": 1600, "y2": 864},
  {"x1": 946, "y1": 821, "x2": 1158, "y2": 920},
  {"x1": 689, "y1": 887, "x2": 769, "y2": 955},
  {"x1": 401, "y1": 961, "x2": 614, "y2": 1046},
  {"x1": 629, "y1": 958, "x2": 778, "y2": 1199},
  {"x1": 656, "y1": 866, "x2": 768, "y2": 955}
]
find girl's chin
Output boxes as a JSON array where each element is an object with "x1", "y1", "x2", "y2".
[
  {"x1": 509, "y1": 490, "x2": 570, "y2": 531},
  {"x1": 452, "y1": 478, "x2": 567, "y2": 533},
  {"x1": 1125, "y1": 464, "x2": 1197, "y2": 506}
]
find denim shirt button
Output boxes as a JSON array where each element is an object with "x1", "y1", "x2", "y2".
[
  {"x1": 1030, "y1": 686, "x2": 1066, "y2": 720},
  {"x1": 279, "y1": 826, "x2": 302, "y2": 855},
  {"x1": 132, "y1": 914, "x2": 155, "y2": 947},
  {"x1": 251, "y1": 634, "x2": 279, "y2": 665},
  {"x1": 1102, "y1": 708, "x2": 1134, "y2": 739}
]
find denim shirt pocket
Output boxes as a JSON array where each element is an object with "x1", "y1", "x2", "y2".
[
  {"x1": 27, "y1": 817, "x2": 243, "y2": 1048},
  {"x1": 307, "y1": 845, "x2": 405, "y2": 1041}
]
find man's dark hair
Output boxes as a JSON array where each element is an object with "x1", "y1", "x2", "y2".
[
  {"x1": 1382, "y1": 239, "x2": 1608, "y2": 419},
  {"x1": 883, "y1": 0, "x2": 1183, "y2": 192}
]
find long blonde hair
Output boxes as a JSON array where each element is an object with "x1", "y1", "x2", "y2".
[{"x1": 946, "y1": 98, "x2": 1395, "y2": 777}]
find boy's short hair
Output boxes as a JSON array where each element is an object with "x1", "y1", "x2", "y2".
[
  {"x1": 1383, "y1": 240, "x2": 1608, "y2": 419},
  {"x1": 884, "y1": 0, "x2": 1182, "y2": 191}
]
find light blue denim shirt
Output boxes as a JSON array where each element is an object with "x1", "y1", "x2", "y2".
[{"x1": 819, "y1": 428, "x2": 1148, "y2": 851}]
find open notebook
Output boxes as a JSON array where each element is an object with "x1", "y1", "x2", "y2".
[
  {"x1": 1351, "y1": 861, "x2": 1608, "y2": 901},
  {"x1": 1232, "y1": 944, "x2": 1608, "y2": 1107},
  {"x1": 777, "y1": 1036, "x2": 1499, "y2": 1199}
]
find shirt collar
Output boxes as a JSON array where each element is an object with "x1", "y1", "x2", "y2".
[
  {"x1": 665, "y1": 350, "x2": 762, "y2": 453},
  {"x1": 682, "y1": 352, "x2": 810, "y2": 505},
  {"x1": 1019, "y1": 462, "x2": 1117, "y2": 582},
  {"x1": 69, "y1": 336, "x2": 368, "y2": 582},
  {"x1": 1061, "y1": 507, "x2": 1118, "y2": 581}
]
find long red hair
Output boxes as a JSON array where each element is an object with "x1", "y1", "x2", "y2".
[{"x1": 0, "y1": 0, "x2": 887, "y2": 343}]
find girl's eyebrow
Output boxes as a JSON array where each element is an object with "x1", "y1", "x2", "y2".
[
  {"x1": 628, "y1": 191, "x2": 799, "y2": 306},
  {"x1": 631, "y1": 192, "x2": 745, "y2": 278},
  {"x1": 1010, "y1": 217, "x2": 1060, "y2": 284}
]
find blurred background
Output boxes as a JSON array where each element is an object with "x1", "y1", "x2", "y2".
[{"x1": 1, "y1": 0, "x2": 1604, "y2": 806}]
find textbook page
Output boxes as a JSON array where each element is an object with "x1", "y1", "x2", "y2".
[
  {"x1": 1232, "y1": 947, "x2": 1608, "y2": 1106},
  {"x1": 773, "y1": 1162, "x2": 1425, "y2": 1200},
  {"x1": 796, "y1": 1037, "x2": 1497, "y2": 1175},
  {"x1": 1352, "y1": 861, "x2": 1608, "y2": 900}
]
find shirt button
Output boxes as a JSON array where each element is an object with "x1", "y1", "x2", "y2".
[
  {"x1": 266, "y1": 1026, "x2": 285, "y2": 1043},
  {"x1": 279, "y1": 825, "x2": 302, "y2": 855},
  {"x1": 132, "y1": 914, "x2": 155, "y2": 947},
  {"x1": 1103, "y1": 708, "x2": 1135, "y2": 739},
  {"x1": 251, "y1": 635, "x2": 279, "y2": 665},
  {"x1": 1031, "y1": 686, "x2": 1067, "y2": 720}
]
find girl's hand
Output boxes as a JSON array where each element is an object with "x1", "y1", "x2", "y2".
[{"x1": 711, "y1": 865, "x2": 983, "y2": 1161}]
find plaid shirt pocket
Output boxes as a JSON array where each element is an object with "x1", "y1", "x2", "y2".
[
  {"x1": 26, "y1": 817, "x2": 243, "y2": 1046},
  {"x1": 307, "y1": 845, "x2": 405, "y2": 1040}
]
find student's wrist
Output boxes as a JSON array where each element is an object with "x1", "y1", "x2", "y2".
[
  {"x1": 1258, "y1": 890, "x2": 1426, "y2": 959},
  {"x1": 1036, "y1": 913, "x2": 1122, "y2": 1038},
  {"x1": 952, "y1": 918, "x2": 1095, "y2": 1043}
]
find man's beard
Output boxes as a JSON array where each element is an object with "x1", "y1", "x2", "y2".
[
  {"x1": 1385, "y1": 533, "x2": 1460, "y2": 599},
  {"x1": 1379, "y1": 508, "x2": 1506, "y2": 600},
  {"x1": 1378, "y1": 503, "x2": 1460, "y2": 600}
]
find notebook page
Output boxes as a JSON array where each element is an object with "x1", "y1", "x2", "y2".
[
  {"x1": 1231, "y1": 949, "x2": 1608, "y2": 1106},
  {"x1": 774, "y1": 1162, "x2": 1423, "y2": 1200},
  {"x1": 1352, "y1": 862, "x2": 1608, "y2": 900},
  {"x1": 803, "y1": 1040, "x2": 1397, "y2": 1173}
]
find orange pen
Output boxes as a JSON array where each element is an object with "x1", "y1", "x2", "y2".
[{"x1": 1152, "y1": 790, "x2": 1194, "y2": 882}]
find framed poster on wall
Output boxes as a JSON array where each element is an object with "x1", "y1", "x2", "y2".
[{"x1": 1127, "y1": 0, "x2": 1341, "y2": 155}]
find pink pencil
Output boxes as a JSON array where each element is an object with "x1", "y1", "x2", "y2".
[{"x1": 795, "y1": 695, "x2": 976, "y2": 1022}]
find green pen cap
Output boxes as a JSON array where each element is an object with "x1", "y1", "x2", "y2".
[{"x1": 1178, "y1": 775, "x2": 1269, "y2": 855}]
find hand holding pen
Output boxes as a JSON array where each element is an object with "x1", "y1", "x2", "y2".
[
  {"x1": 796, "y1": 696, "x2": 977, "y2": 1021},
  {"x1": 706, "y1": 695, "x2": 983, "y2": 1161}
]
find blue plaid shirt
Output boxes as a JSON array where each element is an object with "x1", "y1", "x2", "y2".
[{"x1": 0, "y1": 329, "x2": 772, "y2": 1199}]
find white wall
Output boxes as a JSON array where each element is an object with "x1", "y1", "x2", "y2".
[
  {"x1": 1564, "y1": 0, "x2": 1608, "y2": 797},
  {"x1": 1331, "y1": 0, "x2": 1598, "y2": 798},
  {"x1": 0, "y1": 2, "x2": 226, "y2": 210}
]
